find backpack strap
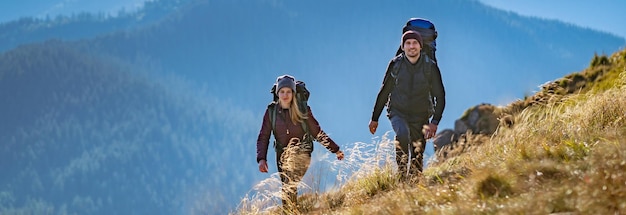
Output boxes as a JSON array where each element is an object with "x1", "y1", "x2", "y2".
[
  {"x1": 422, "y1": 54, "x2": 434, "y2": 86},
  {"x1": 267, "y1": 102, "x2": 280, "y2": 152},
  {"x1": 269, "y1": 103, "x2": 277, "y2": 136},
  {"x1": 390, "y1": 53, "x2": 403, "y2": 86},
  {"x1": 423, "y1": 54, "x2": 436, "y2": 117}
]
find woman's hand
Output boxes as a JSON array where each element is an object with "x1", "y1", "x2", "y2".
[
  {"x1": 335, "y1": 150, "x2": 344, "y2": 160},
  {"x1": 258, "y1": 160, "x2": 268, "y2": 173}
]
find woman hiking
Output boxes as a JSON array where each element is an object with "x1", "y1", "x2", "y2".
[{"x1": 256, "y1": 74, "x2": 344, "y2": 211}]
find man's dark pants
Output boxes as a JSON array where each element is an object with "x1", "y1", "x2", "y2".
[{"x1": 389, "y1": 111, "x2": 428, "y2": 179}]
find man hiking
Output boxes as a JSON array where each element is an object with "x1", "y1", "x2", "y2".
[{"x1": 369, "y1": 30, "x2": 446, "y2": 180}]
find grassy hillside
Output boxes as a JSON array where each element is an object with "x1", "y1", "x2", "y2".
[{"x1": 236, "y1": 48, "x2": 626, "y2": 214}]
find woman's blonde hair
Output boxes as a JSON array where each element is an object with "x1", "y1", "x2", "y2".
[
  {"x1": 279, "y1": 90, "x2": 308, "y2": 124},
  {"x1": 289, "y1": 96, "x2": 308, "y2": 124}
]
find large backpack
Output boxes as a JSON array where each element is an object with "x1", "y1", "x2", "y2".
[
  {"x1": 268, "y1": 80, "x2": 314, "y2": 153},
  {"x1": 395, "y1": 18, "x2": 438, "y2": 61}
]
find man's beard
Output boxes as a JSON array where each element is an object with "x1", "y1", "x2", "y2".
[{"x1": 406, "y1": 49, "x2": 420, "y2": 58}]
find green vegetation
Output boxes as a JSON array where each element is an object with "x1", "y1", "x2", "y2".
[{"x1": 237, "y1": 49, "x2": 626, "y2": 214}]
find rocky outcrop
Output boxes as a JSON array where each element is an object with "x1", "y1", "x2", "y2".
[
  {"x1": 432, "y1": 103, "x2": 511, "y2": 163},
  {"x1": 434, "y1": 104, "x2": 502, "y2": 148}
]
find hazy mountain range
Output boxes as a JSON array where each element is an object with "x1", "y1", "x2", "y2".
[{"x1": 1, "y1": 0, "x2": 624, "y2": 214}]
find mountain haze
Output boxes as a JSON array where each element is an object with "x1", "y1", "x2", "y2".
[
  {"x1": 1, "y1": 0, "x2": 625, "y2": 214},
  {"x1": 0, "y1": 40, "x2": 259, "y2": 214},
  {"x1": 0, "y1": 0, "x2": 187, "y2": 52}
]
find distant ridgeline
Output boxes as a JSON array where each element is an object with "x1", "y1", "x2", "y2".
[
  {"x1": 432, "y1": 50, "x2": 626, "y2": 164},
  {"x1": 0, "y1": 0, "x2": 190, "y2": 52}
]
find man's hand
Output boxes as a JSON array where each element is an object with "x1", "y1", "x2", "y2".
[
  {"x1": 335, "y1": 150, "x2": 345, "y2": 160},
  {"x1": 258, "y1": 160, "x2": 268, "y2": 173},
  {"x1": 423, "y1": 123, "x2": 438, "y2": 139},
  {"x1": 368, "y1": 120, "x2": 378, "y2": 134}
]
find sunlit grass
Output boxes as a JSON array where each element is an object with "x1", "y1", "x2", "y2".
[{"x1": 236, "y1": 132, "x2": 399, "y2": 214}]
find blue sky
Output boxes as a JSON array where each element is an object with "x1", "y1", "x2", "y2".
[{"x1": 479, "y1": 0, "x2": 626, "y2": 39}]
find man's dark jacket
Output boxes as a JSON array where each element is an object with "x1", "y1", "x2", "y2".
[{"x1": 371, "y1": 52, "x2": 445, "y2": 124}]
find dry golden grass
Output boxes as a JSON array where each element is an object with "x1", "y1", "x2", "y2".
[{"x1": 235, "y1": 49, "x2": 626, "y2": 215}]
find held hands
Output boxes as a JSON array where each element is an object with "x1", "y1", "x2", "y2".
[
  {"x1": 368, "y1": 120, "x2": 378, "y2": 134},
  {"x1": 423, "y1": 123, "x2": 438, "y2": 139},
  {"x1": 258, "y1": 160, "x2": 268, "y2": 173}
]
